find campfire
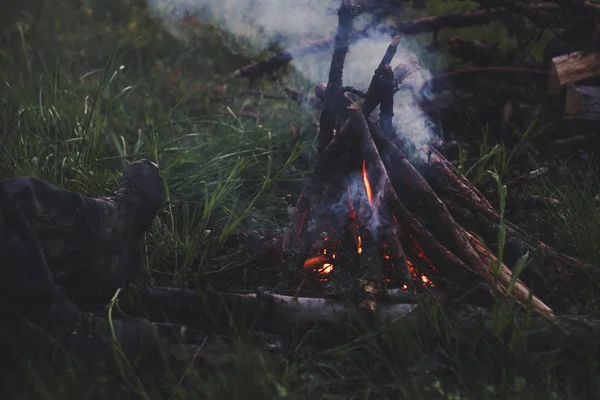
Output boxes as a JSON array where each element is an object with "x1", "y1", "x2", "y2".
[
  {"x1": 249, "y1": 0, "x2": 596, "y2": 320},
  {"x1": 301, "y1": 158, "x2": 436, "y2": 293}
]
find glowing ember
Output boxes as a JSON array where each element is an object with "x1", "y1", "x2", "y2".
[
  {"x1": 362, "y1": 159, "x2": 373, "y2": 204},
  {"x1": 304, "y1": 255, "x2": 329, "y2": 268},
  {"x1": 421, "y1": 275, "x2": 430, "y2": 284},
  {"x1": 357, "y1": 235, "x2": 363, "y2": 254},
  {"x1": 319, "y1": 263, "x2": 334, "y2": 274},
  {"x1": 409, "y1": 233, "x2": 434, "y2": 268}
]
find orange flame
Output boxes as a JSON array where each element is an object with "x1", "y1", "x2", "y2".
[
  {"x1": 357, "y1": 235, "x2": 363, "y2": 254},
  {"x1": 362, "y1": 159, "x2": 373, "y2": 204}
]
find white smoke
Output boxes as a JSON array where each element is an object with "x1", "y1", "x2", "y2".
[
  {"x1": 148, "y1": 0, "x2": 439, "y2": 155},
  {"x1": 392, "y1": 67, "x2": 437, "y2": 161},
  {"x1": 149, "y1": 0, "x2": 338, "y2": 56}
]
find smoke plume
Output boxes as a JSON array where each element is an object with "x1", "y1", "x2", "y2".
[{"x1": 149, "y1": 0, "x2": 439, "y2": 155}]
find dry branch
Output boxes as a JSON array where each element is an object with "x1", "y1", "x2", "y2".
[
  {"x1": 485, "y1": 167, "x2": 550, "y2": 197},
  {"x1": 124, "y1": 284, "x2": 418, "y2": 333}
]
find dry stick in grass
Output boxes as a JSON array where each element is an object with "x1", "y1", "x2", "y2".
[
  {"x1": 465, "y1": 231, "x2": 553, "y2": 315},
  {"x1": 420, "y1": 146, "x2": 595, "y2": 297},
  {"x1": 426, "y1": 140, "x2": 594, "y2": 280},
  {"x1": 446, "y1": 201, "x2": 592, "y2": 297},
  {"x1": 424, "y1": 146, "x2": 594, "y2": 272},
  {"x1": 485, "y1": 167, "x2": 550, "y2": 197},
  {"x1": 425, "y1": 146, "x2": 496, "y2": 213}
]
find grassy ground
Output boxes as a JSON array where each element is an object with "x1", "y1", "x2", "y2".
[{"x1": 2, "y1": 1, "x2": 600, "y2": 398}]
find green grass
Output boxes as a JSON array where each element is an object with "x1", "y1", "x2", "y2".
[{"x1": 2, "y1": 0, "x2": 600, "y2": 399}]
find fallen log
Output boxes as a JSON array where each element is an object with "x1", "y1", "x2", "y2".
[
  {"x1": 121, "y1": 284, "x2": 600, "y2": 359},
  {"x1": 123, "y1": 284, "x2": 418, "y2": 334}
]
